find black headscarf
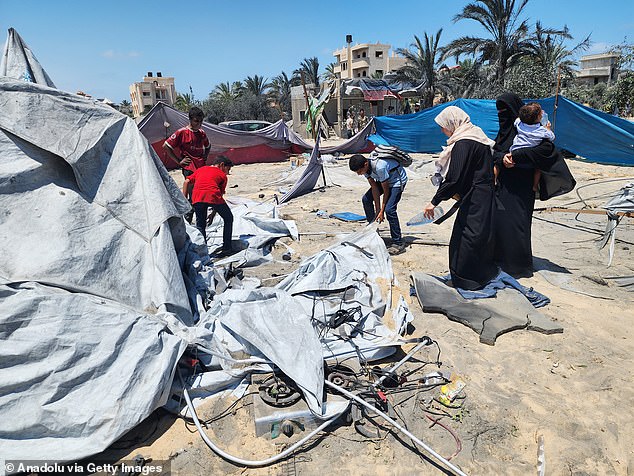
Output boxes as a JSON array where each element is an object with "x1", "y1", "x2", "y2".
[{"x1": 493, "y1": 93, "x2": 524, "y2": 156}]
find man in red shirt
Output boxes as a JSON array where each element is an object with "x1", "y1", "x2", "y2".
[
  {"x1": 163, "y1": 106, "x2": 210, "y2": 182},
  {"x1": 182, "y1": 156, "x2": 234, "y2": 255}
]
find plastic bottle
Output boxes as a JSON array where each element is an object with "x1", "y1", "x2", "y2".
[{"x1": 406, "y1": 206, "x2": 444, "y2": 226}]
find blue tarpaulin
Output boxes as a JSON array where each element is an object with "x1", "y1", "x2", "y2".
[{"x1": 370, "y1": 96, "x2": 634, "y2": 166}]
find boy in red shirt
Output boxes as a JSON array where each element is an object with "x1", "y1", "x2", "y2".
[
  {"x1": 163, "y1": 106, "x2": 210, "y2": 182},
  {"x1": 182, "y1": 156, "x2": 234, "y2": 255}
]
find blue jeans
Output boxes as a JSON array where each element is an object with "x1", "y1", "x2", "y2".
[
  {"x1": 193, "y1": 202, "x2": 234, "y2": 250},
  {"x1": 362, "y1": 186, "x2": 404, "y2": 245}
]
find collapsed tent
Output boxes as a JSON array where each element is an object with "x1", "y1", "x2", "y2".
[
  {"x1": 138, "y1": 102, "x2": 375, "y2": 170},
  {"x1": 138, "y1": 102, "x2": 306, "y2": 168},
  {"x1": 0, "y1": 78, "x2": 408, "y2": 464},
  {"x1": 370, "y1": 97, "x2": 634, "y2": 166},
  {"x1": 0, "y1": 77, "x2": 195, "y2": 460}
]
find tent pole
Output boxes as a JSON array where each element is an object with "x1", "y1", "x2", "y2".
[{"x1": 552, "y1": 66, "x2": 562, "y2": 133}]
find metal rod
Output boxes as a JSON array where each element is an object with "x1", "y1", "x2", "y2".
[
  {"x1": 324, "y1": 380, "x2": 468, "y2": 476},
  {"x1": 373, "y1": 338, "x2": 431, "y2": 388}
]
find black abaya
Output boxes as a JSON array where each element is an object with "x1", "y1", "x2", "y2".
[
  {"x1": 493, "y1": 94, "x2": 576, "y2": 278},
  {"x1": 493, "y1": 93, "x2": 535, "y2": 277},
  {"x1": 431, "y1": 139, "x2": 497, "y2": 290}
]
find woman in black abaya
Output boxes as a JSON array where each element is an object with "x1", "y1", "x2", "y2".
[
  {"x1": 423, "y1": 106, "x2": 498, "y2": 290},
  {"x1": 493, "y1": 93, "x2": 575, "y2": 277}
]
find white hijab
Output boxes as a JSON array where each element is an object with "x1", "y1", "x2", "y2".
[{"x1": 434, "y1": 106, "x2": 495, "y2": 177}]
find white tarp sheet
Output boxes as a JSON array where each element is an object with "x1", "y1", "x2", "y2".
[
  {"x1": 0, "y1": 78, "x2": 194, "y2": 462},
  {"x1": 0, "y1": 282, "x2": 187, "y2": 460},
  {"x1": 0, "y1": 78, "x2": 191, "y2": 319}
]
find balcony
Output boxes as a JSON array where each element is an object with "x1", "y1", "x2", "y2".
[
  {"x1": 577, "y1": 66, "x2": 611, "y2": 78},
  {"x1": 352, "y1": 57, "x2": 370, "y2": 69}
]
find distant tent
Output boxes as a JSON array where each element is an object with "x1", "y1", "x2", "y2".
[
  {"x1": 0, "y1": 27, "x2": 56, "y2": 87},
  {"x1": 370, "y1": 96, "x2": 634, "y2": 166},
  {"x1": 138, "y1": 102, "x2": 375, "y2": 169},
  {"x1": 138, "y1": 102, "x2": 304, "y2": 168}
]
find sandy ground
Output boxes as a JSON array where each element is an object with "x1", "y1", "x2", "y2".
[{"x1": 98, "y1": 141, "x2": 634, "y2": 475}]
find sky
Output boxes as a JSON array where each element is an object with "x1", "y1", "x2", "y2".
[{"x1": 2, "y1": 0, "x2": 633, "y2": 103}]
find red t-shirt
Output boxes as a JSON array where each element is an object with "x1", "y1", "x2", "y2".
[
  {"x1": 165, "y1": 127, "x2": 210, "y2": 173},
  {"x1": 188, "y1": 166, "x2": 228, "y2": 204}
]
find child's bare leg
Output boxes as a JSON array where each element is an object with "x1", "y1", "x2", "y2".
[{"x1": 533, "y1": 170, "x2": 541, "y2": 192}]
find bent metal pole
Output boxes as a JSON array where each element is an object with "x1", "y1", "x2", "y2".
[{"x1": 324, "y1": 380, "x2": 469, "y2": 476}]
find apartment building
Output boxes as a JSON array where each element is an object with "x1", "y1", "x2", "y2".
[
  {"x1": 332, "y1": 42, "x2": 407, "y2": 79},
  {"x1": 129, "y1": 72, "x2": 176, "y2": 118},
  {"x1": 576, "y1": 52, "x2": 620, "y2": 86}
]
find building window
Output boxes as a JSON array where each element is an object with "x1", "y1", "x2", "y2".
[
  {"x1": 142, "y1": 91, "x2": 151, "y2": 97},
  {"x1": 342, "y1": 63, "x2": 347, "y2": 71},
  {"x1": 362, "y1": 52, "x2": 366, "y2": 58},
  {"x1": 356, "y1": 54, "x2": 360, "y2": 59},
  {"x1": 300, "y1": 110, "x2": 305, "y2": 122},
  {"x1": 376, "y1": 51, "x2": 383, "y2": 58},
  {"x1": 362, "y1": 71, "x2": 367, "y2": 77}
]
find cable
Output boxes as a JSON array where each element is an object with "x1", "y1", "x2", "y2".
[{"x1": 182, "y1": 383, "x2": 344, "y2": 467}]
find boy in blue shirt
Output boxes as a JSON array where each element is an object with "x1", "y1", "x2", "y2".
[{"x1": 349, "y1": 154, "x2": 408, "y2": 255}]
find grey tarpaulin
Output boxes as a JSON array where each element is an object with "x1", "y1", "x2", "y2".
[
  {"x1": 0, "y1": 283, "x2": 187, "y2": 460},
  {"x1": 0, "y1": 28, "x2": 56, "y2": 87},
  {"x1": 0, "y1": 78, "x2": 192, "y2": 318},
  {"x1": 199, "y1": 288, "x2": 325, "y2": 414},
  {"x1": 277, "y1": 224, "x2": 411, "y2": 361},
  {"x1": 204, "y1": 197, "x2": 298, "y2": 255},
  {"x1": 278, "y1": 133, "x2": 322, "y2": 204},
  {"x1": 0, "y1": 78, "x2": 195, "y2": 462}
]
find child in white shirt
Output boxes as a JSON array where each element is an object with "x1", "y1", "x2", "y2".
[{"x1": 495, "y1": 102, "x2": 555, "y2": 191}]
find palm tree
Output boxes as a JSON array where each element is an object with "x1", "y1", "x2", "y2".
[
  {"x1": 294, "y1": 57, "x2": 320, "y2": 88},
  {"x1": 525, "y1": 22, "x2": 590, "y2": 84},
  {"x1": 244, "y1": 75, "x2": 270, "y2": 97},
  {"x1": 441, "y1": 0, "x2": 533, "y2": 84},
  {"x1": 322, "y1": 62, "x2": 338, "y2": 82},
  {"x1": 213, "y1": 81, "x2": 241, "y2": 101},
  {"x1": 174, "y1": 92, "x2": 196, "y2": 112},
  {"x1": 269, "y1": 72, "x2": 292, "y2": 115},
  {"x1": 232, "y1": 81, "x2": 244, "y2": 97},
  {"x1": 395, "y1": 30, "x2": 444, "y2": 108}
]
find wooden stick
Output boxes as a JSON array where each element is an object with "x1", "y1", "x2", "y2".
[
  {"x1": 552, "y1": 66, "x2": 562, "y2": 133},
  {"x1": 540, "y1": 207, "x2": 633, "y2": 218}
]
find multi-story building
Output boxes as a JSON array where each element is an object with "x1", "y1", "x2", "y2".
[
  {"x1": 576, "y1": 53, "x2": 620, "y2": 86},
  {"x1": 129, "y1": 72, "x2": 176, "y2": 118},
  {"x1": 332, "y1": 42, "x2": 407, "y2": 79}
]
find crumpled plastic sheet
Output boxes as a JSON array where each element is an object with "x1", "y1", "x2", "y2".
[
  {"x1": 276, "y1": 224, "x2": 411, "y2": 362},
  {"x1": 0, "y1": 282, "x2": 188, "y2": 461},
  {"x1": 203, "y1": 197, "x2": 298, "y2": 266},
  {"x1": 196, "y1": 288, "x2": 325, "y2": 415}
]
